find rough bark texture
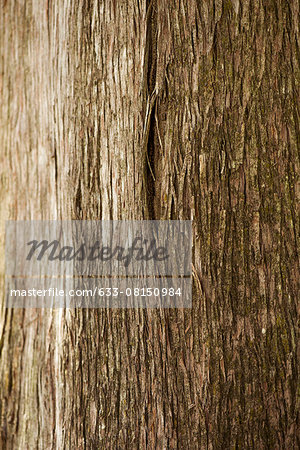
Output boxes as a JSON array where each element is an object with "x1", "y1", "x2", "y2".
[{"x1": 0, "y1": 0, "x2": 299, "y2": 448}]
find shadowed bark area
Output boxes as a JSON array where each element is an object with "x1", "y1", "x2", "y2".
[{"x1": 0, "y1": 0, "x2": 299, "y2": 449}]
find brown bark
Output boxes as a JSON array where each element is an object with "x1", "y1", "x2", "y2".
[{"x1": 0, "y1": 0, "x2": 299, "y2": 448}]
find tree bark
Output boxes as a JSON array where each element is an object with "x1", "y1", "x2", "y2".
[{"x1": 0, "y1": 0, "x2": 299, "y2": 448}]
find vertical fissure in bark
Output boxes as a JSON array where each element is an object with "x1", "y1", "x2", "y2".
[
  {"x1": 143, "y1": 0, "x2": 159, "y2": 219},
  {"x1": 144, "y1": 102, "x2": 157, "y2": 219}
]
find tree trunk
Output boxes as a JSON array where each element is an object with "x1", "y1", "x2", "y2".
[{"x1": 0, "y1": 0, "x2": 299, "y2": 448}]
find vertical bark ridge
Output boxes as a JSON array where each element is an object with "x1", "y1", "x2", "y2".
[{"x1": 149, "y1": 0, "x2": 299, "y2": 447}]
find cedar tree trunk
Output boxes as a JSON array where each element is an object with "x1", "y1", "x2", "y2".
[{"x1": 0, "y1": 0, "x2": 299, "y2": 448}]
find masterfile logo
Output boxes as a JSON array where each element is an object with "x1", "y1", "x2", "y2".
[
  {"x1": 5, "y1": 220, "x2": 192, "y2": 308},
  {"x1": 25, "y1": 236, "x2": 169, "y2": 266}
]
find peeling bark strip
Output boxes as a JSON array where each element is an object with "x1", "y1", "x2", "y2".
[{"x1": 0, "y1": 0, "x2": 299, "y2": 448}]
